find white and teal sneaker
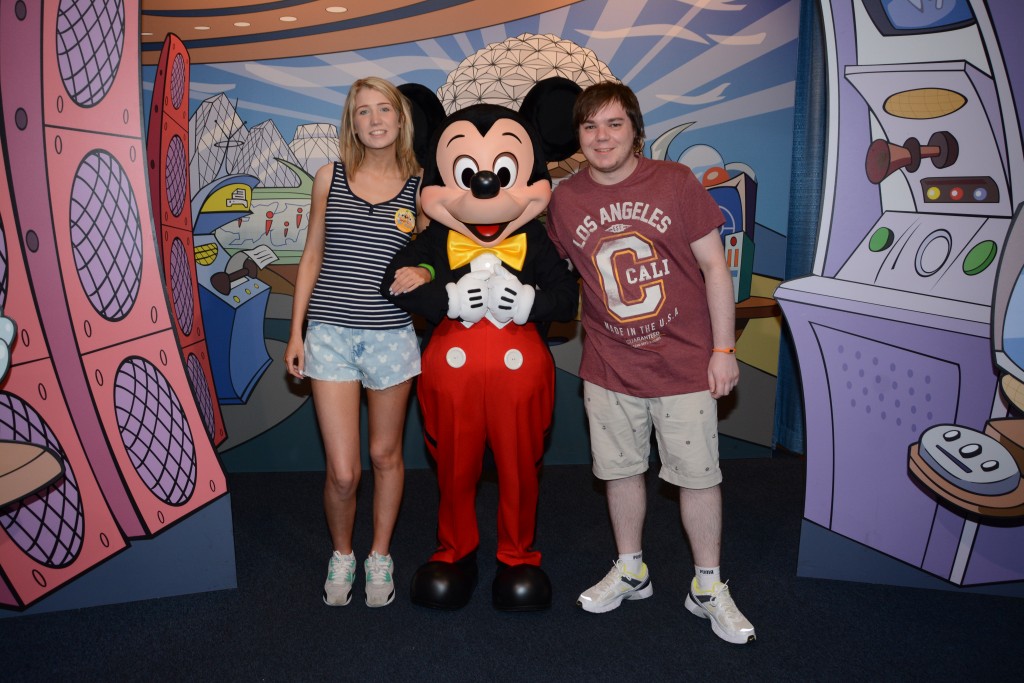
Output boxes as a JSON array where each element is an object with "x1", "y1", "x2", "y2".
[
  {"x1": 323, "y1": 550, "x2": 356, "y2": 606},
  {"x1": 364, "y1": 552, "x2": 396, "y2": 607},
  {"x1": 577, "y1": 560, "x2": 654, "y2": 613},
  {"x1": 684, "y1": 579, "x2": 757, "y2": 644}
]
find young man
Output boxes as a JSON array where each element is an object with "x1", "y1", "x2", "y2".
[{"x1": 546, "y1": 81, "x2": 756, "y2": 644}]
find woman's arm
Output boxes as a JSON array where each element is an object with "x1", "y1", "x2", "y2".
[{"x1": 381, "y1": 222, "x2": 452, "y2": 324}]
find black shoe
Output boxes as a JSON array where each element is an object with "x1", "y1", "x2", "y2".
[
  {"x1": 410, "y1": 552, "x2": 478, "y2": 610},
  {"x1": 492, "y1": 562, "x2": 552, "y2": 612}
]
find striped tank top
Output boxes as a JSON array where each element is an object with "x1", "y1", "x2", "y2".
[{"x1": 307, "y1": 162, "x2": 420, "y2": 329}]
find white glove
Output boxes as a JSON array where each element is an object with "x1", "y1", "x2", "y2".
[
  {"x1": 446, "y1": 270, "x2": 490, "y2": 323},
  {"x1": 487, "y1": 265, "x2": 535, "y2": 325}
]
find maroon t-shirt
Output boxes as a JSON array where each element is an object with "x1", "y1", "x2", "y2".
[{"x1": 547, "y1": 157, "x2": 724, "y2": 397}]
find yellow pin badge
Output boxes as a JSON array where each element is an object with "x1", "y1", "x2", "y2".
[{"x1": 394, "y1": 208, "x2": 415, "y2": 233}]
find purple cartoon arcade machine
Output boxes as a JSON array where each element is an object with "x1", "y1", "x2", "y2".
[{"x1": 776, "y1": 0, "x2": 1024, "y2": 591}]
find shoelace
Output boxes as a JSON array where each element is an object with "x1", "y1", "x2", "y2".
[
  {"x1": 328, "y1": 556, "x2": 355, "y2": 582},
  {"x1": 708, "y1": 582, "x2": 740, "y2": 618},
  {"x1": 366, "y1": 556, "x2": 391, "y2": 584},
  {"x1": 594, "y1": 561, "x2": 631, "y2": 592}
]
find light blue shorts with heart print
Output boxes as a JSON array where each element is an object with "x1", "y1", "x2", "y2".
[{"x1": 303, "y1": 321, "x2": 420, "y2": 390}]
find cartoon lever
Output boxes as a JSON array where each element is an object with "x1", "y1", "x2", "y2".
[
  {"x1": 210, "y1": 253, "x2": 259, "y2": 295},
  {"x1": 865, "y1": 131, "x2": 959, "y2": 184}
]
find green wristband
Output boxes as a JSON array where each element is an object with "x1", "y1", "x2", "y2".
[{"x1": 418, "y1": 263, "x2": 435, "y2": 281}]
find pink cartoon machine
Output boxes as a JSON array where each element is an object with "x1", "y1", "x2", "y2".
[{"x1": 1, "y1": 0, "x2": 229, "y2": 610}]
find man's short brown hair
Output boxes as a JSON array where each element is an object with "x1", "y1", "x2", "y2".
[{"x1": 572, "y1": 81, "x2": 646, "y2": 154}]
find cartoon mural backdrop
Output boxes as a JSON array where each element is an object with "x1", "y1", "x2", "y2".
[
  {"x1": 1, "y1": 0, "x2": 800, "y2": 613},
  {"x1": 140, "y1": 0, "x2": 800, "y2": 469},
  {"x1": 776, "y1": 0, "x2": 1024, "y2": 595},
  {"x1": 0, "y1": 0, "x2": 235, "y2": 614}
]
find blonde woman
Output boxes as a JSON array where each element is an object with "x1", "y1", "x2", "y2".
[{"x1": 285, "y1": 77, "x2": 429, "y2": 607}]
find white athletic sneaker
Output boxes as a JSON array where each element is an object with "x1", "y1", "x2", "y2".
[
  {"x1": 364, "y1": 552, "x2": 396, "y2": 607},
  {"x1": 684, "y1": 578, "x2": 757, "y2": 644},
  {"x1": 577, "y1": 560, "x2": 654, "y2": 613},
  {"x1": 323, "y1": 550, "x2": 356, "y2": 606}
]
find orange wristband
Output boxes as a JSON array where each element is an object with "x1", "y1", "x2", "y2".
[{"x1": 712, "y1": 347, "x2": 735, "y2": 354}]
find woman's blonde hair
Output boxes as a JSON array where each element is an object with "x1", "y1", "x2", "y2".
[{"x1": 339, "y1": 77, "x2": 419, "y2": 179}]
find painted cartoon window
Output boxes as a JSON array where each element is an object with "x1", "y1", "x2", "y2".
[{"x1": 863, "y1": 0, "x2": 975, "y2": 35}]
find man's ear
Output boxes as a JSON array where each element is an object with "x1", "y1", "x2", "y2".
[{"x1": 518, "y1": 77, "x2": 582, "y2": 163}]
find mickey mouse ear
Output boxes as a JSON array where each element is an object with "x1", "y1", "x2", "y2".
[
  {"x1": 519, "y1": 77, "x2": 582, "y2": 163},
  {"x1": 398, "y1": 83, "x2": 445, "y2": 169}
]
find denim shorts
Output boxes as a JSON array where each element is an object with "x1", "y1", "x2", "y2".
[
  {"x1": 583, "y1": 381, "x2": 722, "y2": 489},
  {"x1": 303, "y1": 321, "x2": 420, "y2": 390}
]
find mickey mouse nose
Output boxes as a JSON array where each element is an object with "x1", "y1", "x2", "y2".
[{"x1": 470, "y1": 170, "x2": 500, "y2": 199}]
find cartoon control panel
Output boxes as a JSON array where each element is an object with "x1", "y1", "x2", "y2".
[{"x1": 910, "y1": 423, "x2": 1024, "y2": 516}]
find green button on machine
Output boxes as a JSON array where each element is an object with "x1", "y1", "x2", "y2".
[
  {"x1": 868, "y1": 226, "x2": 894, "y2": 252},
  {"x1": 963, "y1": 239, "x2": 997, "y2": 275}
]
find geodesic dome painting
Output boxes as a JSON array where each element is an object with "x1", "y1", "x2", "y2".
[{"x1": 438, "y1": 33, "x2": 615, "y2": 114}]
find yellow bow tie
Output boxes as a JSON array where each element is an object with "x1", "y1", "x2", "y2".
[{"x1": 447, "y1": 231, "x2": 527, "y2": 271}]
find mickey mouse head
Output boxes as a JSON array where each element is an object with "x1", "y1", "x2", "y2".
[{"x1": 399, "y1": 78, "x2": 581, "y2": 247}]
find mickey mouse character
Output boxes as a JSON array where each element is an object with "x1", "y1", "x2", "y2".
[{"x1": 383, "y1": 79, "x2": 580, "y2": 610}]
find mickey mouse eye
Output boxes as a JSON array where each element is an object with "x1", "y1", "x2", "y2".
[
  {"x1": 493, "y1": 154, "x2": 518, "y2": 188},
  {"x1": 454, "y1": 156, "x2": 479, "y2": 190}
]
